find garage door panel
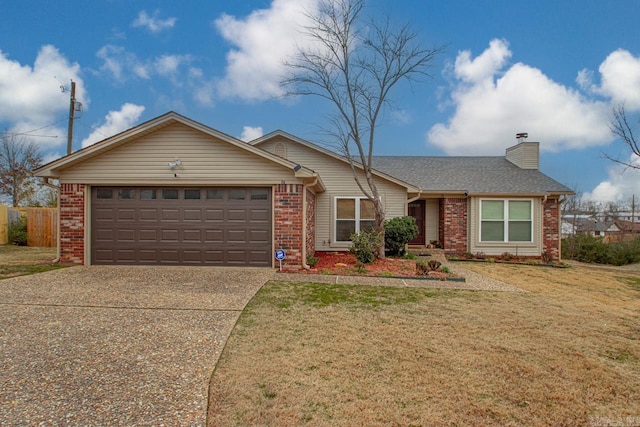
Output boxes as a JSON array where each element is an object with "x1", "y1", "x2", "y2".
[
  {"x1": 249, "y1": 209, "x2": 270, "y2": 222},
  {"x1": 95, "y1": 208, "x2": 115, "y2": 221},
  {"x1": 160, "y1": 250, "x2": 180, "y2": 263},
  {"x1": 205, "y1": 229, "x2": 224, "y2": 243},
  {"x1": 205, "y1": 209, "x2": 224, "y2": 221},
  {"x1": 139, "y1": 229, "x2": 158, "y2": 242},
  {"x1": 161, "y1": 229, "x2": 179, "y2": 242},
  {"x1": 249, "y1": 229, "x2": 270, "y2": 244},
  {"x1": 92, "y1": 187, "x2": 272, "y2": 266},
  {"x1": 183, "y1": 209, "x2": 202, "y2": 221},
  {"x1": 95, "y1": 229, "x2": 115, "y2": 242},
  {"x1": 227, "y1": 209, "x2": 246, "y2": 222},
  {"x1": 116, "y1": 249, "x2": 135, "y2": 262},
  {"x1": 182, "y1": 250, "x2": 203, "y2": 263},
  {"x1": 139, "y1": 209, "x2": 158, "y2": 221},
  {"x1": 117, "y1": 209, "x2": 136, "y2": 221},
  {"x1": 183, "y1": 229, "x2": 203, "y2": 242},
  {"x1": 227, "y1": 229, "x2": 247, "y2": 243}
]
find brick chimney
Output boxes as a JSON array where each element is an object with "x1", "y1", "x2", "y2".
[{"x1": 506, "y1": 141, "x2": 539, "y2": 170}]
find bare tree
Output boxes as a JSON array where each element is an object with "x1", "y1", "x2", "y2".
[
  {"x1": 0, "y1": 133, "x2": 43, "y2": 207},
  {"x1": 606, "y1": 103, "x2": 639, "y2": 169},
  {"x1": 282, "y1": 0, "x2": 444, "y2": 257}
]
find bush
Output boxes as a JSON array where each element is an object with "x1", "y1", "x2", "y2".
[
  {"x1": 562, "y1": 235, "x2": 640, "y2": 266},
  {"x1": 306, "y1": 254, "x2": 319, "y2": 268},
  {"x1": 384, "y1": 216, "x2": 418, "y2": 256},
  {"x1": 349, "y1": 229, "x2": 382, "y2": 264},
  {"x1": 8, "y1": 215, "x2": 28, "y2": 246}
]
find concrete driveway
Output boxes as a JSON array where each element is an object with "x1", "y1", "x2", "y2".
[{"x1": 0, "y1": 266, "x2": 273, "y2": 426}]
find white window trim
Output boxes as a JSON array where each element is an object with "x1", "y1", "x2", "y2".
[
  {"x1": 333, "y1": 196, "x2": 375, "y2": 243},
  {"x1": 479, "y1": 198, "x2": 533, "y2": 243}
]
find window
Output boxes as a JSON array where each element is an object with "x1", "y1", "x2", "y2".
[
  {"x1": 228, "y1": 189, "x2": 246, "y2": 200},
  {"x1": 250, "y1": 189, "x2": 269, "y2": 200},
  {"x1": 162, "y1": 189, "x2": 179, "y2": 200},
  {"x1": 118, "y1": 189, "x2": 135, "y2": 200},
  {"x1": 184, "y1": 189, "x2": 201, "y2": 200},
  {"x1": 480, "y1": 199, "x2": 532, "y2": 242},
  {"x1": 140, "y1": 189, "x2": 156, "y2": 200},
  {"x1": 96, "y1": 189, "x2": 112, "y2": 199},
  {"x1": 335, "y1": 197, "x2": 375, "y2": 242},
  {"x1": 207, "y1": 189, "x2": 223, "y2": 200}
]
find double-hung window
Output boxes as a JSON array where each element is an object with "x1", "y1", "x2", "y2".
[
  {"x1": 480, "y1": 199, "x2": 532, "y2": 242},
  {"x1": 335, "y1": 197, "x2": 375, "y2": 242}
]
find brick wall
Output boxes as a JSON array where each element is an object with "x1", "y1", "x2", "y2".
[
  {"x1": 305, "y1": 188, "x2": 316, "y2": 260},
  {"x1": 59, "y1": 183, "x2": 85, "y2": 264},
  {"x1": 543, "y1": 198, "x2": 561, "y2": 260},
  {"x1": 274, "y1": 184, "x2": 304, "y2": 269},
  {"x1": 440, "y1": 198, "x2": 468, "y2": 256}
]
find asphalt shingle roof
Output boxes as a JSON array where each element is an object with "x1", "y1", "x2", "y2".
[{"x1": 372, "y1": 156, "x2": 573, "y2": 195}]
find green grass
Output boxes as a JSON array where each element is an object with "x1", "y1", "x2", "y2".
[
  {"x1": 0, "y1": 264, "x2": 67, "y2": 280},
  {"x1": 253, "y1": 280, "x2": 450, "y2": 309}
]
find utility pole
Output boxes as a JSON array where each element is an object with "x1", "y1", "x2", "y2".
[{"x1": 66, "y1": 80, "x2": 76, "y2": 155}]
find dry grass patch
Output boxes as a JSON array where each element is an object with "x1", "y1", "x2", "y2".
[
  {"x1": 0, "y1": 245, "x2": 63, "y2": 279},
  {"x1": 208, "y1": 264, "x2": 640, "y2": 426}
]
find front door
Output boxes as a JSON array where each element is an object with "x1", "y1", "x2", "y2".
[{"x1": 408, "y1": 200, "x2": 425, "y2": 245}]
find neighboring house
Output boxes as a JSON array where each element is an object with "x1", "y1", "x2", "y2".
[
  {"x1": 568, "y1": 217, "x2": 618, "y2": 237},
  {"x1": 34, "y1": 112, "x2": 574, "y2": 269}
]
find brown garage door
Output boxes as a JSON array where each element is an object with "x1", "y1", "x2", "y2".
[{"x1": 91, "y1": 187, "x2": 272, "y2": 266}]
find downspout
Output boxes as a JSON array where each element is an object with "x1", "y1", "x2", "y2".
[
  {"x1": 407, "y1": 187, "x2": 423, "y2": 204},
  {"x1": 41, "y1": 178, "x2": 61, "y2": 264},
  {"x1": 301, "y1": 175, "x2": 319, "y2": 270}
]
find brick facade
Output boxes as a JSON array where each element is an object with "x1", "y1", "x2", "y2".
[
  {"x1": 542, "y1": 198, "x2": 561, "y2": 260},
  {"x1": 273, "y1": 184, "x2": 304, "y2": 269},
  {"x1": 59, "y1": 183, "x2": 85, "y2": 264},
  {"x1": 439, "y1": 198, "x2": 468, "y2": 256},
  {"x1": 305, "y1": 188, "x2": 316, "y2": 262}
]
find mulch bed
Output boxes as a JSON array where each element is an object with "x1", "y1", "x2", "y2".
[{"x1": 279, "y1": 252, "x2": 456, "y2": 279}]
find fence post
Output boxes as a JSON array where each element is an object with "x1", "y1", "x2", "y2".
[{"x1": 0, "y1": 205, "x2": 7, "y2": 244}]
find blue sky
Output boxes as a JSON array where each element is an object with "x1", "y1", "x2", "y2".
[{"x1": 1, "y1": 0, "x2": 639, "y2": 203}]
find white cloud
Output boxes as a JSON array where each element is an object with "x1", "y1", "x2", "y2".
[
  {"x1": 584, "y1": 155, "x2": 640, "y2": 203},
  {"x1": 96, "y1": 46, "x2": 192, "y2": 83},
  {"x1": 428, "y1": 39, "x2": 612, "y2": 155},
  {"x1": 132, "y1": 10, "x2": 176, "y2": 34},
  {"x1": 81, "y1": 103, "x2": 145, "y2": 148},
  {"x1": 0, "y1": 45, "x2": 86, "y2": 149},
  {"x1": 240, "y1": 126, "x2": 263, "y2": 142},
  {"x1": 213, "y1": 0, "x2": 319, "y2": 101},
  {"x1": 579, "y1": 49, "x2": 640, "y2": 111}
]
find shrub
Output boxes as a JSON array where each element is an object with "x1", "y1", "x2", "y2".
[
  {"x1": 562, "y1": 235, "x2": 640, "y2": 266},
  {"x1": 384, "y1": 216, "x2": 418, "y2": 256},
  {"x1": 440, "y1": 266, "x2": 450, "y2": 274},
  {"x1": 8, "y1": 215, "x2": 28, "y2": 246},
  {"x1": 349, "y1": 229, "x2": 382, "y2": 264},
  {"x1": 306, "y1": 254, "x2": 319, "y2": 268},
  {"x1": 427, "y1": 260, "x2": 441, "y2": 271},
  {"x1": 415, "y1": 260, "x2": 429, "y2": 275}
]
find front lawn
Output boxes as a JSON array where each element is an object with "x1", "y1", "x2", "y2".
[{"x1": 208, "y1": 262, "x2": 640, "y2": 426}]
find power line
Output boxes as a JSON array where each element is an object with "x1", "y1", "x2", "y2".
[{"x1": 3, "y1": 117, "x2": 67, "y2": 139}]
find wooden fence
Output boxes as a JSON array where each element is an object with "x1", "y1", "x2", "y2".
[{"x1": 0, "y1": 205, "x2": 58, "y2": 247}]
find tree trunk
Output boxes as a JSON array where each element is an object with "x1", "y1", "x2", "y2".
[{"x1": 374, "y1": 197, "x2": 385, "y2": 259}]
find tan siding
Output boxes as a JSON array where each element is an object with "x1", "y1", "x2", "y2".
[
  {"x1": 260, "y1": 138, "x2": 407, "y2": 251},
  {"x1": 58, "y1": 124, "x2": 297, "y2": 185},
  {"x1": 469, "y1": 197, "x2": 542, "y2": 256},
  {"x1": 425, "y1": 199, "x2": 439, "y2": 244}
]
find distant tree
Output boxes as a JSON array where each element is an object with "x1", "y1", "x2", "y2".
[
  {"x1": 606, "y1": 103, "x2": 640, "y2": 169},
  {"x1": 0, "y1": 133, "x2": 43, "y2": 207},
  {"x1": 282, "y1": 0, "x2": 444, "y2": 258}
]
